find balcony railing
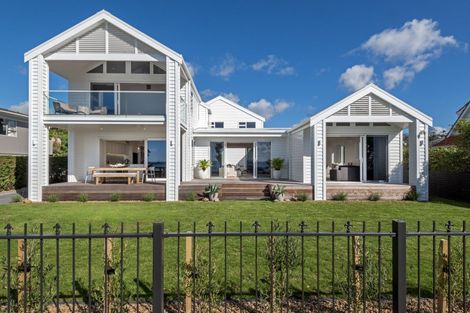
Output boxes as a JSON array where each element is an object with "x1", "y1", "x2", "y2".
[{"x1": 47, "y1": 90, "x2": 166, "y2": 116}]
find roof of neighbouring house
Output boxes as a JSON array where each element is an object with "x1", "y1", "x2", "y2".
[
  {"x1": 447, "y1": 101, "x2": 470, "y2": 138},
  {"x1": 0, "y1": 108, "x2": 28, "y2": 121}
]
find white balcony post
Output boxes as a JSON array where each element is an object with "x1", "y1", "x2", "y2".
[
  {"x1": 408, "y1": 119, "x2": 429, "y2": 201},
  {"x1": 311, "y1": 120, "x2": 326, "y2": 200},
  {"x1": 28, "y1": 55, "x2": 49, "y2": 202},
  {"x1": 165, "y1": 57, "x2": 180, "y2": 200}
]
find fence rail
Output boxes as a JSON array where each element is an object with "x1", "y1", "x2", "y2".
[{"x1": 0, "y1": 220, "x2": 469, "y2": 313}]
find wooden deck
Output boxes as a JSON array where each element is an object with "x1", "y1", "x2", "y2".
[
  {"x1": 42, "y1": 180, "x2": 411, "y2": 201},
  {"x1": 42, "y1": 182, "x2": 166, "y2": 201}
]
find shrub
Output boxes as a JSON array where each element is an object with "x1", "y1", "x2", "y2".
[
  {"x1": 186, "y1": 191, "x2": 197, "y2": 201},
  {"x1": 78, "y1": 193, "x2": 88, "y2": 203},
  {"x1": 295, "y1": 192, "x2": 308, "y2": 202},
  {"x1": 260, "y1": 221, "x2": 301, "y2": 310},
  {"x1": 110, "y1": 193, "x2": 120, "y2": 202},
  {"x1": 143, "y1": 193, "x2": 155, "y2": 202},
  {"x1": 49, "y1": 156, "x2": 67, "y2": 184},
  {"x1": 47, "y1": 194, "x2": 59, "y2": 203},
  {"x1": 10, "y1": 194, "x2": 23, "y2": 203},
  {"x1": 197, "y1": 159, "x2": 212, "y2": 171},
  {"x1": 331, "y1": 192, "x2": 348, "y2": 201},
  {"x1": 270, "y1": 184, "x2": 286, "y2": 201},
  {"x1": 271, "y1": 158, "x2": 285, "y2": 171},
  {"x1": 0, "y1": 156, "x2": 27, "y2": 192},
  {"x1": 368, "y1": 192, "x2": 381, "y2": 201},
  {"x1": 404, "y1": 189, "x2": 418, "y2": 201},
  {"x1": 204, "y1": 184, "x2": 220, "y2": 201}
]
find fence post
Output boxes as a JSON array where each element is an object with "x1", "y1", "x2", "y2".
[
  {"x1": 437, "y1": 239, "x2": 449, "y2": 313},
  {"x1": 392, "y1": 220, "x2": 407, "y2": 313},
  {"x1": 153, "y1": 223, "x2": 164, "y2": 313},
  {"x1": 185, "y1": 233, "x2": 193, "y2": 313}
]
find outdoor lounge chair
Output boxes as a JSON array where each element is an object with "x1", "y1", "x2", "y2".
[{"x1": 53, "y1": 100, "x2": 78, "y2": 114}]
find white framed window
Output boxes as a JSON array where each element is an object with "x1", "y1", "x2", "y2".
[
  {"x1": 211, "y1": 122, "x2": 224, "y2": 128},
  {"x1": 239, "y1": 122, "x2": 256, "y2": 128},
  {"x1": 0, "y1": 119, "x2": 17, "y2": 137}
]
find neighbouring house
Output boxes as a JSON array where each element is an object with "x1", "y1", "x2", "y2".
[
  {"x1": 25, "y1": 10, "x2": 432, "y2": 202},
  {"x1": 434, "y1": 101, "x2": 469, "y2": 146},
  {"x1": 0, "y1": 108, "x2": 28, "y2": 156}
]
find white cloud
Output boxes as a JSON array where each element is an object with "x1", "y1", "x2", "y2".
[
  {"x1": 210, "y1": 54, "x2": 238, "y2": 79},
  {"x1": 339, "y1": 64, "x2": 374, "y2": 91},
  {"x1": 383, "y1": 66, "x2": 415, "y2": 89},
  {"x1": 200, "y1": 89, "x2": 217, "y2": 100},
  {"x1": 8, "y1": 101, "x2": 28, "y2": 114},
  {"x1": 431, "y1": 126, "x2": 448, "y2": 135},
  {"x1": 220, "y1": 92, "x2": 240, "y2": 103},
  {"x1": 252, "y1": 55, "x2": 295, "y2": 75},
  {"x1": 361, "y1": 19, "x2": 457, "y2": 88},
  {"x1": 248, "y1": 99, "x2": 292, "y2": 120},
  {"x1": 186, "y1": 62, "x2": 199, "y2": 77}
]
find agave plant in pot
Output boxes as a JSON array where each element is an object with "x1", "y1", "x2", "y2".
[
  {"x1": 196, "y1": 159, "x2": 211, "y2": 179},
  {"x1": 204, "y1": 184, "x2": 220, "y2": 201},
  {"x1": 271, "y1": 158, "x2": 284, "y2": 180},
  {"x1": 271, "y1": 184, "x2": 286, "y2": 201}
]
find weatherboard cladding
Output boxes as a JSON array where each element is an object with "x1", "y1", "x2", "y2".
[
  {"x1": 332, "y1": 94, "x2": 408, "y2": 118},
  {"x1": 388, "y1": 131, "x2": 403, "y2": 184}
]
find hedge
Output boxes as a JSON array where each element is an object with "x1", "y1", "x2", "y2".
[
  {"x1": 0, "y1": 156, "x2": 27, "y2": 192},
  {"x1": 0, "y1": 156, "x2": 68, "y2": 192}
]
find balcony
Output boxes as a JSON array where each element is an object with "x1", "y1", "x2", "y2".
[{"x1": 47, "y1": 90, "x2": 166, "y2": 116}]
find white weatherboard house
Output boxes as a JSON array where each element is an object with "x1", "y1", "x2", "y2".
[{"x1": 25, "y1": 11, "x2": 432, "y2": 202}]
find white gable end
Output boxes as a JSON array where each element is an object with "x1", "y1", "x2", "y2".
[{"x1": 205, "y1": 96, "x2": 265, "y2": 128}]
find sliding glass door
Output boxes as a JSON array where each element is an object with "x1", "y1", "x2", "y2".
[
  {"x1": 146, "y1": 139, "x2": 166, "y2": 178},
  {"x1": 210, "y1": 142, "x2": 225, "y2": 177},
  {"x1": 256, "y1": 141, "x2": 271, "y2": 178}
]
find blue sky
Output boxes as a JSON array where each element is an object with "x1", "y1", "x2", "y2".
[{"x1": 1, "y1": 1, "x2": 469, "y2": 130}]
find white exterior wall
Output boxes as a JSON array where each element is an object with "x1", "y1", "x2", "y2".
[
  {"x1": 288, "y1": 127, "x2": 311, "y2": 184},
  {"x1": 196, "y1": 104, "x2": 209, "y2": 128},
  {"x1": 193, "y1": 136, "x2": 288, "y2": 178},
  {"x1": 388, "y1": 130, "x2": 403, "y2": 184},
  {"x1": 207, "y1": 98, "x2": 264, "y2": 128},
  {"x1": 28, "y1": 55, "x2": 49, "y2": 202},
  {"x1": 68, "y1": 125, "x2": 165, "y2": 181}
]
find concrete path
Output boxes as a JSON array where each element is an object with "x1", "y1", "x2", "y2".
[{"x1": 0, "y1": 188, "x2": 27, "y2": 204}]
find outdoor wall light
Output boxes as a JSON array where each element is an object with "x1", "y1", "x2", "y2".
[{"x1": 317, "y1": 140, "x2": 321, "y2": 146}]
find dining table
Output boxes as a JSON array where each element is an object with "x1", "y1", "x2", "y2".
[{"x1": 92, "y1": 167, "x2": 147, "y2": 184}]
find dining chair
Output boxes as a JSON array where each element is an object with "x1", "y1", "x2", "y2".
[{"x1": 85, "y1": 166, "x2": 95, "y2": 184}]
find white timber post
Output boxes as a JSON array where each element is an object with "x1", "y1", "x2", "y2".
[
  {"x1": 28, "y1": 55, "x2": 49, "y2": 202},
  {"x1": 311, "y1": 121, "x2": 326, "y2": 200},
  {"x1": 408, "y1": 119, "x2": 429, "y2": 201},
  {"x1": 67, "y1": 129, "x2": 77, "y2": 182},
  {"x1": 166, "y1": 57, "x2": 180, "y2": 201}
]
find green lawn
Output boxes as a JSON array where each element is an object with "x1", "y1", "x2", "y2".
[{"x1": 0, "y1": 198, "x2": 469, "y2": 304}]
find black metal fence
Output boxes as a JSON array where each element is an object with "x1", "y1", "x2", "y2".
[{"x1": 0, "y1": 220, "x2": 468, "y2": 313}]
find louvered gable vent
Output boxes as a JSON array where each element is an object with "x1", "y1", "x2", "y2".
[
  {"x1": 79, "y1": 23, "x2": 106, "y2": 53},
  {"x1": 57, "y1": 40, "x2": 76, "y2": 53},
  {"x1": 371, "y1": 95, "x2": 390, "y2": 116},
  {"x1": 108, "y1": 23, "x2": 135, "y2": 53},
  {"x1": 333, "y1": 107, "x2": 348, "y2": 116},
  {"x1": 349, "y1": 95, "x2": 369, "y2": 115}
]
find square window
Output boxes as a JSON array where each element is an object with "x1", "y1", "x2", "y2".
[
  {"x1": 87, "y1": 64, "x2": 103, "y2": 74},
  {"x1": 106, "y1": 61, "x2": 126, "y2": 74},
  {"x1": 153, "y1": 64, "x2": 166, "y2": 74},
  {"x1": 131, "y1": 62, "x2": 150, "y2": 74},
  {"x1": 246, "y1": 122, "x2": 256, "y2": 128}
]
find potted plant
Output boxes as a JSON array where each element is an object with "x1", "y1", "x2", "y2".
[
  {"x1": 271, "y1": 184, "x2": 286, "y2": 201},
  {"x1": 195, "y1": 159, "x2": 211, "y2": 179},
  {"x1": 271, "y1": 158, "x2": 285, "y2": 180},
  {"x1": 204, "y1": 184, "x2": 220, "y2": 201}
]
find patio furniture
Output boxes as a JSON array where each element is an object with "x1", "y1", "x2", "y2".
[
  {"x1": 147, "y1": 166, "x2": 156, "y2": 181},
  {"x1": 53, "y1": 100, "x2": 78, "y2": 114},
  {"x1": 330, "y1": 165, "x2": 360, "y2": 181},
  {"x1": 84, "y1": 166, "x2": 95, "y2": 184},
  {"x1": 91, "y1": 167, "x2": 147, "y2": 184},
  {"x1": 77, "y1": 105, "x2": 108, "y2": 115},
  {"x1": 94, "y1": 172, "x2": 137, "y2": 185}
]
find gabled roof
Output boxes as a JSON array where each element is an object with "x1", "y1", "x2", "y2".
[
  {"x1": 205, "y1": 96, "x2": 266, "y2": 122},
  {"x1": 308, "y1": 83, "x2": 433, "y2": 126},
  {"x1": 447, "y1": 101, "x2": 469, "y2": 137},
  {"x1": 24, "y1": 10, "x2": 182, "y2": 63}
]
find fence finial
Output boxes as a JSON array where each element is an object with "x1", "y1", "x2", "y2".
[
  {"x1": 4, "y1": 224, "x2": 13, "y2": 235},
  {"x1": 53, "y1": 223, "x2": 61, "y2": 235},
  {"x1": 102, "y1": 223, "x2": 110, "y2": 234},
  {"x1": 445, "y1": 221, "x2": 453, "y2": 232},
  {"x1": 252, "y1": 221, "x2": 261, "y2": 232},
  {"x1": 299, "y1": 221, "x2": 307, "y2": 233},
  {"x1": 206, "y1": 221, "x2": 214, "y2": 233},
  {"x1": 344, "y1": 221, "x2": 353, "y2": 233}
]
